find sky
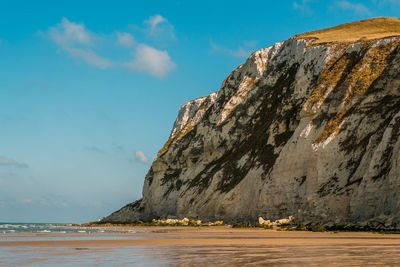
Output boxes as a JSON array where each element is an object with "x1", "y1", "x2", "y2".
[{"x1": 1, "y1": 0, "x2": 400, "y2": 223}]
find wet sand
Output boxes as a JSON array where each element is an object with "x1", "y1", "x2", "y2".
[{"x1": 2, "y1": 227, "x2": 400, "y2": 266}]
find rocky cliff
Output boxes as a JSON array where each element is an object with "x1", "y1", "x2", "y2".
[{"x1": 103, "y1": 17, "x2": 400, "y2": 229}]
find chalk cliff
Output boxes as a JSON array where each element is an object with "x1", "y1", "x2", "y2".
[{"x1": 103, "y1": 18, "x2": 400, "y2": 229}]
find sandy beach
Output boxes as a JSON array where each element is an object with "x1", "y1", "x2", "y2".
[{"x1": 2, "y1": 226, "x2": 400, "y2": 266}]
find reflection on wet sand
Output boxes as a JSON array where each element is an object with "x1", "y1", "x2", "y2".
[{"x1": 1, "y1": 227, "x2": 400, "y2": 266}]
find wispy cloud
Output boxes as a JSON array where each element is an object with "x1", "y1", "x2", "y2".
[
  {"x1": 293, "y1": 0, "x2": 313, "y2": 14},
  {"x1": 42, "y1": 17, "x2": 176, "y2": 78},
  {"x1": 145, "y1": 15, "x2": 167, "y2": 34},
  {"x1": 116, "y1": 32, "x2": 136, "y2": 47},
  {"x1": 64, "y1": 47, "x2": 112, "y2": 69},
  {"x1": 210, "y1": 40, "x2": 257, "y2": 59},
  {"x1": 47, "y1": 18, "x2": 93, "y2": 47},
  {"x1": 125, "y1": 44, "x2": 176, "y2": 78},
  {"x1": 44, "y1": 18, "x2": 113, "y2": 69},
  {"x1": 135, "y1": 150, "x2": 150, "y2": 164},
  {"x1": 336, "y1": 1, "x2": 372, "y2": 16},
  {"x1": 143, "y1": 14, "x2": 176, "y2": 41},
  {"x1": 0, "y1": 156, "x2": 28, "y2": 169},
  {"x1": 84, "y1": 146, "x2": 107, "y2": 154},
  {"x1": 37, "y1": 194, "x2": 69, "y2": 207}
]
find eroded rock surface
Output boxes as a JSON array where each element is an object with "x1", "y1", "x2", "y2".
[{"x1": 103, "y1": 18, "x2": 400, "y2": 229}]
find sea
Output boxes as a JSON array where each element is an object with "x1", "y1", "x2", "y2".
[
  {"x1": 0, "y1": 222, "x2": 135, "y2": 235},
  {"x1": 2, "y1": 222, "x2": 400, "y2": 266},
  {"x1": 0, "y1": 223, "x2": 159, "y2": 266}
]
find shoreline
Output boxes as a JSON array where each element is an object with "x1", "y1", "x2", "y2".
[
  {"x1": 78, "y1": 221, "x2": 400, "y2": 234},
  {"x1": 2, "y1": 226, "x2": 400, "y2": 247},
  {"x1": 3, "y1": 227, "x2": 400, "y2": 265}
]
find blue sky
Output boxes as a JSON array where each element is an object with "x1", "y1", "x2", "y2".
[{"x1": 1, "y1": 0, "x2": 399, "y2": 223}]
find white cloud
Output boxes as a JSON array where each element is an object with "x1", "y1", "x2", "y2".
[
  {"x1": 48, "y1": 18, "x2": 93, "y2": 47},
  {"x1": 43, "y1": 17, "x2": 176, "y2": 77},
  {"x1": 116, "y1": 32, "x2": 136, "y2": 47},
  {"x1": 210, "y1": 41, "x2": 254, "y2": 59},
  {"x1": 45, "y1": 18, "x2": 113, "y2": 69},
  {"x1": 293, "y1": 0, "x2": 313, "y2": 14},
  {"x1": 336, "y1": 1, "x2": 371, "y2": 15},
  {"x1": 143, "y1": 14, "x2": 176, "y2": 41},
  {"x1": 144, "y1": 14, "x2": 167, "y2": 34},
  {"x1": 0, "y1": 156, "x2": 28, "y2": 168},
  {"x1": 125, "y1": 44, "x2": 176, "y2": 77},
  {"x1": 135, "y1": 150, "x2": 150, "y2": 164}
]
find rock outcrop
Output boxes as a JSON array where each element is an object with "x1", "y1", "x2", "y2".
[{"x1": 103, "y1": 18, "x2": 400, "y2": 230}]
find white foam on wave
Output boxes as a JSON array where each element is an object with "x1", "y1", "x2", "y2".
[{"x1": 0, "y1": 224, "x2": 19, "y2": 228}]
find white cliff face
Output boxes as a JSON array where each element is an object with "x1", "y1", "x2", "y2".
[
  {"x1": 103, "y1": 34, "x2": 400, "y2": 229},
  {"x1": 170, "y1": 92, "x2": 218, "y2": 140}
]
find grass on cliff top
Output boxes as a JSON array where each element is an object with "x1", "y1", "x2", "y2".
[{"x1": 295, "y1": 17, "x2": 400, "y2": 43}]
